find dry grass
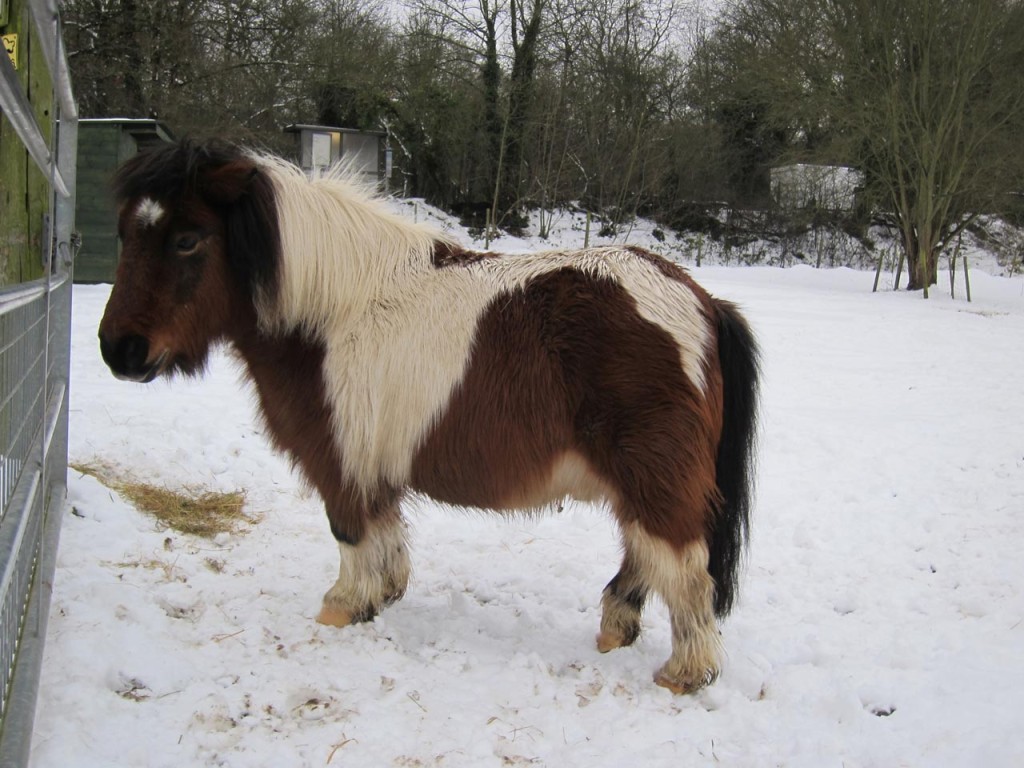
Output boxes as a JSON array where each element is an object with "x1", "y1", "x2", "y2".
[
  {"x1": 110, "y1": 556, "x2": 187, "y2": 582},
  {"x1": 72, "y1": 462, "x2": 251, "y2": 538}
]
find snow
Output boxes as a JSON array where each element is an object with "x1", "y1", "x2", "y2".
[{"x1": 30, "y1": 206, "x2": 1024, "y2": 768}]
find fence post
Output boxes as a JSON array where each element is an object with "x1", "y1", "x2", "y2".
[
  {"x1": 872, "y1": 248, "x2": 885, "y2": 292},
  {"x1": 964, "y1": 254, "x2": 972, "y2": 303},
  {"x1": 893, "y1": 251, "x2": 905, "y2": 290}
]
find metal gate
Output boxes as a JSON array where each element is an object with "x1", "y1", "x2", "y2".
[{"x1": 0, "y1": 1, "x2": 76, "y2": 765}]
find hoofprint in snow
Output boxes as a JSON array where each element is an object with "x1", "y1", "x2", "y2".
[{"x1": 31, "y1": 209, "x2": 1024, "y2": 767}]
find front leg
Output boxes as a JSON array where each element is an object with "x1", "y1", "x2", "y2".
[{"x1": 317, "y1": 491, "x2": 411, "y2": 627}]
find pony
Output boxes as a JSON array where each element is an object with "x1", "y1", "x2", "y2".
[{"x1": 98, "y1": 141, "x2": 759, "y2": 694}]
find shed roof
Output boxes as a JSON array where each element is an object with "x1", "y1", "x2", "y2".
[
  {"x1": 79, "y1": 118, "x2": 175, "y2": 146},
  {"x1": 283, "y1": 123, "x2": 385, "y2": 138}
]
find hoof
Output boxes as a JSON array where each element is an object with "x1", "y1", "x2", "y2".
[
  {"x1": 596, "y1": 621, "x2": 640, "y2": 653},
  {"x1": 653, "y1": 667, "x2": 718, "y2": 695},
  {"x1": 596, "y1": 630, "x2": 627, "y2": 653},
  {"x1": 316, "y1": 604, "x2": 353, "y2": 628}
]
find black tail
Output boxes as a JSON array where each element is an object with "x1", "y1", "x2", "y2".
[{"x1": 708, "y1": 299, "x2": 760, "y2": 617}]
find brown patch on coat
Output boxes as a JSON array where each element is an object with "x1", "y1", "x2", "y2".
[
  {"x1": 410, "y1": 267, "x2": 722, "y2": 550},
  {"x1": 621, "y1": 247, "x2": 726, "y2": 466}
]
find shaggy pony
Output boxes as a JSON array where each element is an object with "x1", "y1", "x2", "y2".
[{"x1": 99, "y1": 141, "x2": 759, "y2": 693}]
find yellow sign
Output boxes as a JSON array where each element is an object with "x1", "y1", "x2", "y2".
[{"x1": 2, "y1": 34, "x2": 15, "y2": 70}]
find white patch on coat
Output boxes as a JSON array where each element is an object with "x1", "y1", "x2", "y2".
[
  {"x1": 320, "y1": 516, "x2": 410, "y2": 619},
  {"x1": 253, "y1": 155, "x2": 712, "y2": 497},
  {"x1": 500, "y1": 450, "x2": 618, "y2": 510},
  {"x1": 135, "y1": 197, "x2": 165, "y2": 228}
]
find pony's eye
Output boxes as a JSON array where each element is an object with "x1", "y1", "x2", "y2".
[{"x1": 175, "y1": 234, "x2": 200, "y2": 253}]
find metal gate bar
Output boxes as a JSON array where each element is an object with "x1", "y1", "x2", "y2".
[{"x1": 0, "y1": 1, "x2": 77, "y2": 765}]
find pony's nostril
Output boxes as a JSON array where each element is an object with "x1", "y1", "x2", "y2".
[
  {"x1": 122, "y1": 335, "x2": 150, "y2": 370},
  {"x1": 100, "y1": 333, "x2": 151, "y2": 379}
]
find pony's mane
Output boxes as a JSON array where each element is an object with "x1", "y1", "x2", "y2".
[
  {"x1": 252, "y1": 153, "x2": 456, "y2": 335},
  {"x1": 112, "y1": 139, "x2": 244, "y2": 206}
]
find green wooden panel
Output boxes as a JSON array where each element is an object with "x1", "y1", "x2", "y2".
[
  {"x1": 74, "y1": 123, "x2": 129, "y2": 283},
  {"x1": 0, "y1": 0, "x2": 54, "y2": 286},
  {"x1": 74, "y1": 121, "x2": 173, "y2": 283}
]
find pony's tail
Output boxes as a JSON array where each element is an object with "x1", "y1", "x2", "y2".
[{"x1": 707, "y1": 299, "x2": 760, "y2": 617}]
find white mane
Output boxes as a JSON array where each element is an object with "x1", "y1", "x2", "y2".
[{"x1": 253, "y1": 153, "x2": 455, "y2": 334}]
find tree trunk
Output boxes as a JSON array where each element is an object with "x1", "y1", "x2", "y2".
[
  {"x1": 482, "y1": 13, "x2": 502, "y2": 204},
  {"x1": 906, "y1": 246, "x2": 939, "y2": 295},
  {"x1": 496, "y1": 0, "x2": 544, "y2": 226},
  {"x1": 118, "y1": 0, "x2": 147, "y2": 116}
]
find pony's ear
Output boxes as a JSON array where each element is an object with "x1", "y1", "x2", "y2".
[
  {"x1": 203, "y1": 159, "x2": 259, "y2": 204},
  {"x1": 221, "y1": 161, "x2": 281, "y2": 303}
]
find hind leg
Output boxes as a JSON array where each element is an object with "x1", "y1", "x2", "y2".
[
  {"x1": 597, "y1": 547, "x2": 649, "y2": 652},
  {"x1": 317, "y1": 504, "x2": 410, "y2": 627},
  {"x1": 623, "y1": 522, "x2": 722, "y2": 693}
]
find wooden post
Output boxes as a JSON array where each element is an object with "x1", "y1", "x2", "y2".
[
  {"x1": 485, "y1": 208, "x2": 492, "y2": 249},
  {"x1": 894, "y1": 250, "x2": 905, "y2": 290},
  {"x1": 949, "y1": 232, "x2": 963, "y2": 299},
  {"x1": 964, "y1": 254, "x2": 972, "y2": 302},
  {"x1": 872, "y1": 248, "x2": 885, "y2": 292},
  {"x1": 538, "y1": 192, "x2": 548, "y2": 239},
  {"x1": 922, "y1": 251, "x2": 929, "y2": 300},
  {"x1": 584, "y1": 211, "x2": 591, "y2": 249}
]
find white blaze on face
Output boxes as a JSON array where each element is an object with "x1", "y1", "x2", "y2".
[{"x1": 135, "y1": 197, "x2": 165, "y2": 228}]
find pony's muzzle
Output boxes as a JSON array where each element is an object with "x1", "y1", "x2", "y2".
[{"x1": 99, "y1": 332, "x2": 162, "y2": 383}]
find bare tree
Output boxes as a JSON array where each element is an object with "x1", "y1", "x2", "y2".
[
  {"x1": 566, "y1": 0, "x2": 689, "y2": 228},
  {"x1": 391, "y1": 6, "x2": 494, "y2": 205},
  {"x1": 687, "y1": 0, "x2": 1024, "y2": 294},
  {"x1": 62, "y1": 0, "x2": 204, "y2": 120},
  {"x1": 827, "y1": 0, "x2": 1024, "y2": 294},
  {"x1": 685, "y1": 0, "x2": 838, "y2": 205}
]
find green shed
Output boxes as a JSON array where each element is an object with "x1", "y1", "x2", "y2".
[{"x1": 74, "y1": 118, "x2": 173, "y2": 283}]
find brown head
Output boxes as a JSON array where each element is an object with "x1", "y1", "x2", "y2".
[{"x1": 98, "y1": 141, "x2": 281, "y2": 381}]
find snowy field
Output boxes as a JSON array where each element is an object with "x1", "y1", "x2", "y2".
[{"x1": 30, "y1": 213, "x2": 1024, "y2": 767}]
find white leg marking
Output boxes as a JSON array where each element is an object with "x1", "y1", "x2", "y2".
[
  {"x1": 318, "y1": 518, "x2": 410, "y2": 626},
  {"x1": 624, "y1": 523, "x2": 722, "y2": 693}
]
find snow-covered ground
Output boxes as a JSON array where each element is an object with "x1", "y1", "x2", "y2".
[{"x1": 30, "y1": 207, "x2": 1024, "y2": 767}]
